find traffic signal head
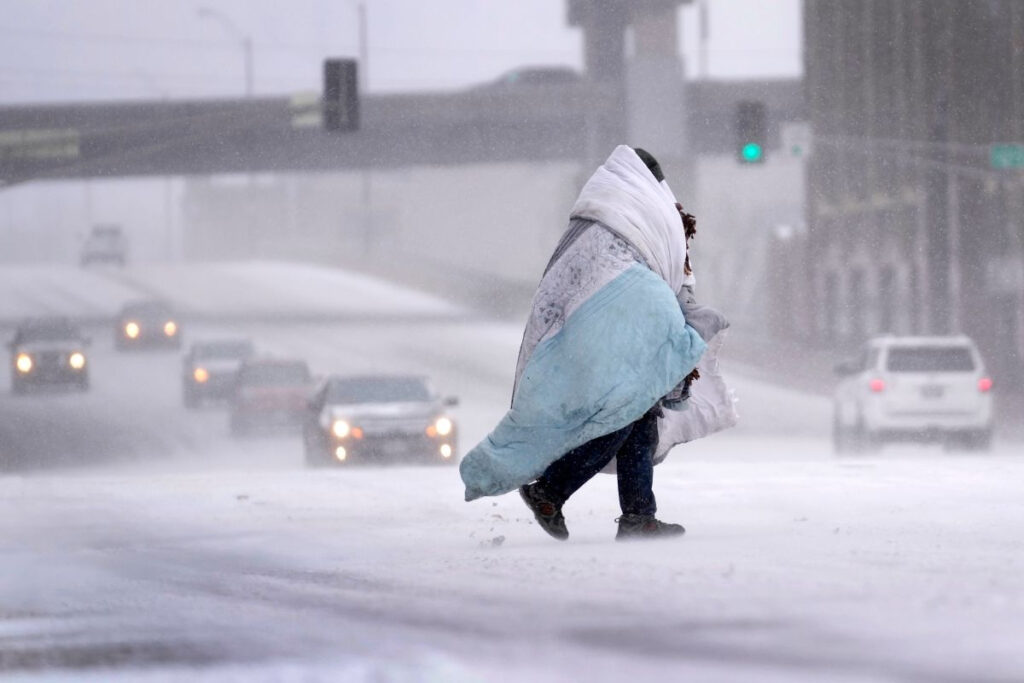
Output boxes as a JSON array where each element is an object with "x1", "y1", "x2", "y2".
[
  {"x1": 323, "y1": 58, "x2": 359, "y2": 132},
  {"x1": 736, "y1": 100, "x2": 767, "y2": 164}
]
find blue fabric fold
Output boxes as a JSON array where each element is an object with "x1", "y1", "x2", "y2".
[{"x1": 460, "y1": 264, "x2": 706, "y2": 501}]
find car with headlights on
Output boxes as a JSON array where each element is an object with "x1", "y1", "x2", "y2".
[
  {"x1": 302, "y1": 374, "x2": 459, "y2": 467},
  {"x1": 8, "y1": 317, "x2": 90, "y2": 393},
  {"x1": 833, "y1": 335, "x2": 994, "y2": 453},
  {"x1": 115, "y1": 300, "x2": 181, "y2": 350},
  {"x1": 230, "y1": 358, "x2": 312, "y2": 436},
  {"x1": 183, "y1": 338, "x2": 254, "y2": 408},
  {"x1": 475, "y1": 65, "x2": 582, "y2": 89}
]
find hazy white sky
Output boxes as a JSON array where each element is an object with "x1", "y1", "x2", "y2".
[{"x1": 0, "y1": 0, "x2": 801, "y2": 103}]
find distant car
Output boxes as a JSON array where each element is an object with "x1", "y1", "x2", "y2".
[
  {"x1": 182, "y1": 339, "x2": 255, "y2": 408},
  {"x1": 833, "y1": 335, "x2": 994, "y2": 452},
  {"x1": 115, "y1": 300, "x2": 181, "y2": 350},
  {"x1": 230, "y1": 358, "x2": 312, "y2": 436},
  {"x1": 478, "y1": 65, "x2": 582, "y2": 89},
  {"x1": 8, "y1": 317, "x2": 90, "y2": 393},
  {"x1": 302, "y1": 374, "x2": 458, "y2": 467},
  {"x1": 80, "y1": 224, "x2": 127, "y2": 266}
]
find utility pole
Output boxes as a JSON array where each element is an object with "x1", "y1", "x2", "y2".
[
  {"x1": 698, "y1": 0, "x2": 708, "y2": 79},
  {"x1": 358, "y1": 2, "x2": 368, "y2": 92},
  {"x1": 356, "y1": 2, "x2": 371, "y2": 255},
  {"x1": 921, "y1": 8, "x2": 956, "y2": 336},
  {"x1": 243, "y1": 36, "x2": 253, "y2": 97}
]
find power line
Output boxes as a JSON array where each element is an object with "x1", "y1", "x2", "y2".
[
  {"x1": 0, "y1": 65, "x2": 256, "y2": 82},
  {"x1": 0, "y1": 23, "x2": 577, "y2": 57},
  {"x1": 0, "y1": 24, "x2": 318, "y2": 53},
  {"x1": 0, "y1": 66, "x2": 301, "y2": 87},
  {"x1": 814, "y1": 135, "x2": 1016, "y2": 183}
]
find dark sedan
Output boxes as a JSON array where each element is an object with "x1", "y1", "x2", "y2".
[
  {"x1": 183, "y1": 339, "x2": 255, "y2": 408},
  {"x1": 8, "y1": 317, "x2": 90, "y2": 393},
  {"x1": 229, "y1": 358, "x2": 312, "y2": 436},
  {"x1": 115, "y1": 300, "x2": 181, "y2": 350}
]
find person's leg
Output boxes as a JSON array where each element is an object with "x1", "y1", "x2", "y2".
[
  {"x1": 519, "y1": 422, "x2": 635, "y2": 541},
  {"x1": 537, "y1": 422, "x2": 635, "y2": 505},
  {"x1": 614, "y1": 407, "x2": 686, "y2": 539},
  {"x1": 615, "y1": 407, "x2": 659, "y2": 516}
]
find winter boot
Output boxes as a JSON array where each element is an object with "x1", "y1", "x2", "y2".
[
  {"x1": 615, "y1": 514, "x2": 685, "y2": 541},
  {"x1": 519, "y1": 483, "x2": 569, "y2": 541}
]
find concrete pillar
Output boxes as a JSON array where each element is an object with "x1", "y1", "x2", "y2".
[
  {"x1": 626, "y1": 6, "x2": 687, "y2": 173},
  {"x1": 569, "y1": 0, "x2": 629, "y2": 84},
  {"x1": 568, "y1": 0, "x2": 629, "y2": 167},
  {"x1": 583, "y1": 3, "x2": 629, "y2": 83},
  {"x1": 566, "y1": 0, "x2": 690, "y2": 172}
]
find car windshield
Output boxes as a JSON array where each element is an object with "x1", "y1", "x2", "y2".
[
  {"x1": 240, "y1": 363, "x2": 310, "y2": 386},
  {"x1": 326, "y1": 377, "x2": 432, "y2": 404},
  {"x1": 497, "y1": 68, "x2": 579, "y2": 86},
  {"x1": 16, "y1": 320, "x2": 79, "y2": 343},
  {"x1": 89, "y1": 226, "x2": 122, "y2": 242},
  {"x1": 886, "y1": 346, "x2": 975, "y2": 372},
  {"x1": 194, "y1": 341, "x2": 253, "y2": 359},
  {"x1": 123, "y1": 303, "x2": 173, "y2": 319}
]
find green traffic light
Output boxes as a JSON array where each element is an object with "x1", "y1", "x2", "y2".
[{"x1": 741, "y1": 142, "x2": 764, "y2": 163}]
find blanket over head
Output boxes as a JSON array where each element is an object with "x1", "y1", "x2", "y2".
[
  {"x1": 459, "y1": 146, "x2": 707, "y2": 501},
  {"x1": 570, "y1": 146, "x2": 690, "y2": 295}
]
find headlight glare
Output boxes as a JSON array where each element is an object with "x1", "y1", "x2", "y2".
[
  {"x1": 16, "y1": 353, "x2": 33, "y2": 373},
  {"x1": 68, "y1": 352, "x2": 86, "y2": 370},
  {"x1": 193, "y1": 367, "x2": 209, "y2": 383},
  {"x1": 124, "y1": 321, "x2": 140, "y2": 339},
  {"x1": 332, "y1": 419, "x2": 350, "y2": 438},
  {"x1": 164, "y1": 321, "x2": 177, "y2": 336},
  {"x1": 435, "y1": 417, "x2": 453, "y2": 436}
]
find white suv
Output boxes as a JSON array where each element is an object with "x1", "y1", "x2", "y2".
[{"x1": 833, "y1": 335, "x2": 993, "y2": 452}]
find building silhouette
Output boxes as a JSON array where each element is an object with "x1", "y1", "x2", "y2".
[{"x1": 803, "y1": 0, "x2": 1024, "y2": 380}]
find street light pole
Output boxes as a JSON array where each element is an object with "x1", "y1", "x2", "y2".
[
  {"x1": 243, "y1": 35, "x2": 253, "y2": 97},
  {"x1": 358, "y1": 2, "x2": 367, "y2": 92},
  {"x1": 197, "y1": 7, "x2": 252, "y2": 97},
  {"x1": 698, "y1": 0, "x2": 709, "y2": 79}
]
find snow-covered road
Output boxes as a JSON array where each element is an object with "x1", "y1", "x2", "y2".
[
  {"x1": 4, "y1": 444, "x2": 1023, "y2": 683},
  {"x1": 2, "y1": 263, "x2": 1023, "y2": 682}
]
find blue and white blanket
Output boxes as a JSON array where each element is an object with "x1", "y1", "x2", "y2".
[{"x1": 459, "y1": 146, "x2": 735, "y2": 501}]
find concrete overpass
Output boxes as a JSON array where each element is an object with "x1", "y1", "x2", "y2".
[
  {"x1": 0, "y1": 84, "x2": 607, "y2": 186},
  {"x1": 0, "y1": 77, "x2": 803, "y2": 186}
]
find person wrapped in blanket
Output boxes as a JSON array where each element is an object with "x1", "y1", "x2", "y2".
[{"x1": 458, "y1": 145, "x2": 737, "y2": 541}]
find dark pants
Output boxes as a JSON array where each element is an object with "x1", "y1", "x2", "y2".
[{"x1": 537, "y1": 407, "x2": 659, "y2": 516}]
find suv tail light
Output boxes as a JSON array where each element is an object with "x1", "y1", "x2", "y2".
[
  {"x1": 978, "y1": 377, "x2": 993, "y2": 393},
  {"x1": 869, "y1": 378, "x2": 886, "y2": 393}
]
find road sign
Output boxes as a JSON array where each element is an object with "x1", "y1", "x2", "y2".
[
  {"x1": 781, "y1": 122, "x2": 812, "y2": 158},
  {"x1": 289, "y1": 92, "x2": 322, "y2": 129},
  {"x1": 0, "y1": 129, "x2": 79, "y2": 161},
  {"x1": 991, "y1": 144, "x2": 1024, "y2": 170}
]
